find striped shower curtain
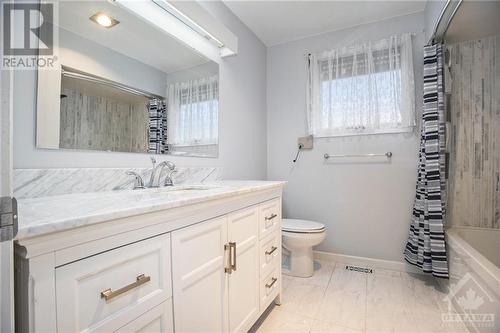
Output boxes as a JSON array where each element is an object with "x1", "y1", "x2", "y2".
[
  {"x1": 148, "y1": 99, "x2": 168, "y2": 154},
  {"x1": 404, "y1": 44, "x2": 449, "y2": 278}
]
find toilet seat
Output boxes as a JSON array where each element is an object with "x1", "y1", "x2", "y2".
[{"x1": 282, "y1": 219, "x2": 325, "y2": 234}]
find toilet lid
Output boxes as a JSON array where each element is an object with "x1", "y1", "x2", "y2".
[{"x1": 282, "y1": 219, "x2": 325, "y2": 233}]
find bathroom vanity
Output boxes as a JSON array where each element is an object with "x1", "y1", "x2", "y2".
[{"x1": 14, "y1": 181, "x2": 284, "y2": 332}]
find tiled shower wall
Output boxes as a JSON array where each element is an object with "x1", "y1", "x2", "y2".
[
  {"x1": 60, "y1": 87, "x2": 150, "y2": 153},
  {"x1": 447, "y1": 35, "x2": 500, "y2": 229}
]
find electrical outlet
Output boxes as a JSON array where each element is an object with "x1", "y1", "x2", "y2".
[{"x1": 298, "y1": 135, "x2": 313, "y2": 149}]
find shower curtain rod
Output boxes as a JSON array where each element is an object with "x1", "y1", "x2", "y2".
[
  {"x1": 61, "y1": 68, "x2": 164, "y2": 100},
  {"x1": 428, "y1": 0, "x2": 463, "y2": 45}
]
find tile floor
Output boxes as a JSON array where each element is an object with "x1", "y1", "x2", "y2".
[{"x1": 255, "y1": 260, "x2": 469, "y2": 333}]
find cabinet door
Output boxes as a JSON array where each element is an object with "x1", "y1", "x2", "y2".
[
  {"x1": 171, "y1": 217, "x2": 228, "y2": 333},
  {"x1": 227, "y1": 207, "x2": 260, "y2": 333},
  {"x1": 116, "y1": 300, "x2": 173, "y2": 333}
]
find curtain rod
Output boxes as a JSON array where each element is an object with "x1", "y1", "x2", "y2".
[
  {"x1": 428, "y1": 0, "x2": 463, "y2": 45},
  {"x1": 61, "y1": 69, "x2": 164, "y2": 100}
]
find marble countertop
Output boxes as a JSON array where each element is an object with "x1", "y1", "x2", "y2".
[{"x1": 15, "y1": 181, "x2": 286, "y2": 240}]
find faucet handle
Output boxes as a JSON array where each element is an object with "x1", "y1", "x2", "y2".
[
  {"x1": 164, "y1": 170, "x2": 177, "y2": 187},
  {"x1": 150, "y1": 156, "x2": 156, "y2": 166},
  {"x1": 166, "y1": 161, "x2": 175, "y2": 171},
  {"x1": 126, "y1": 171, "x2": 145, "y2": 190}
]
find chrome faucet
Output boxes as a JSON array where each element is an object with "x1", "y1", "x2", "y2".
[
  {"x1": 149, "y1": 157, "x2": 176, "y2": 188},
  {"x1": 162, "y1": 162, "x2": 176, "y2": 187}
]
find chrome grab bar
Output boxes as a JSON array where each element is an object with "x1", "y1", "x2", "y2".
[{"x1": 324, "y1": 152, "x2": 393, "y2": 159}]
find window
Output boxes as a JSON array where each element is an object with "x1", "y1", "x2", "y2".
[
  {"x1": 306, "y1": 34, "x2": 415, "y2": 137},
  {"x1": 167, "y1": 75, "x2": 218, "y2": 146}
]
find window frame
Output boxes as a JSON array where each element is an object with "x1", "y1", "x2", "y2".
[{"x1": 306, "y1": 34, "x2": 416, "y2": 138}]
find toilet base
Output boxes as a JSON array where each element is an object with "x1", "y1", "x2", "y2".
[{"x1": 288, "y1": 247, "x2": 314, "y2": 278}]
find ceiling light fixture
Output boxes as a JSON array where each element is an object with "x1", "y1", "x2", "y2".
[
  {"x1": 114, "y1": 0, "x2": 233, "y2": 59},
  {"x1": 89, "y1": 12, "x2": 120, "y2": 28},
  {"x1": 152, "y1": 0, "x2": 224, "y2": 48}
]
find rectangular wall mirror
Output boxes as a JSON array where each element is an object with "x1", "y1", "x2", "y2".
[{"x1": 37, "y1": 0, "x2": 219, "y2": 158}]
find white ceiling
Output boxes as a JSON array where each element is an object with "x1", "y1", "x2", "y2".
[
  {"x1": 58, "y1": 1, "x2": 210, "y2": 73},
  {"x1": 223, "y1": 1, "x2": 427, "y2": 46},
  {"x1": 445, "y1": 1, "x2": 500, "y2": 43}
]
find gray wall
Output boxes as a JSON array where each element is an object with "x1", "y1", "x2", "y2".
[
  {"x1": 59, "y1": 28, "x2": 167, "y2": 97},
  {"x1": 13, "y1": 1, "x2": 267, "y2": 180},
  {"x1": 266, "y1": 12, "x2": 425, "y2": 262}
]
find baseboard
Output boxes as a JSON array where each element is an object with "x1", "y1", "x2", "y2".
[{"x1": 313, "y1": 250, "x2": 424, "y2": 275}]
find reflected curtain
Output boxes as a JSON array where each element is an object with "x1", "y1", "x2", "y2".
[
  {"x1": 404, "y1": 44, "x2": 449, "y2": 278},
  {"x1": 167, "y1": 75, "x2": 218, "y2": 146},
  {"x1": 147, "y1": 98, "x2": 168, "y2": 154}
]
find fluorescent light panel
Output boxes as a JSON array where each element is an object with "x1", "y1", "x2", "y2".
[
  {"x1": 115, "y1": 0, "x2": 220, "y2": 61},
  {"x1": 152, "y1": 0, "x2": 224, "y2": 48}
]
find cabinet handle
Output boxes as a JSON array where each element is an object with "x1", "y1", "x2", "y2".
[
  {"x1": 265, "y1": 246, "x2": 278, "y2": 256},
  {"x1": 100, "y1": 274, "x2": 151, "y2": 301},
  {"x1": 265, "y1": 213, "x2": 277, "y2": 221},
  {"x1": 224, "y1": 242, "x2": 232, "y2": 273},
  {"x1": 225, "y1": 242, "x2": 237, "y2": 273},
  {"x1": 265, "y1": 277, "x2": 278, "y2": 289},
  {"x1": 230, "y1": 242, "x2": 237, "y2": 272}
]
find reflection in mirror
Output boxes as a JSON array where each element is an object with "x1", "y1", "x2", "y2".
[
  {"x1": 60, "y1": 67, "x2": 161, "y2": 153},
  {"x1": 37, "y1": 0, "x2": 219, "y2": 157}
]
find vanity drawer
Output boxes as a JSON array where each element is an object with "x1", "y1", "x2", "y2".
[
  {"x1": 259, "y1": 198, "x2": 281, "y2": 238},
  {"x1": 116, "y1": 300, "x2": 174, "y2": 333},
  {"x1": 56, "y1": 233, "x2": 172, "y2": 333},
  {"x1": 259, "y1": 230, "x2": 281, "y2": 277},
  {"x1": 259, "y1": 267, "x2": 280, "y2": 312}
]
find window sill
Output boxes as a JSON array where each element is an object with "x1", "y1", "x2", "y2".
[
  {"x1": 312, "y1": 126, "x2": 415, "y2": 138},
  {"x1": 170, "y1": 142, "x2": 218, "y2": 148}
]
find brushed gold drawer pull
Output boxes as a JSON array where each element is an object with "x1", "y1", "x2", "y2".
[
  {"x1": 265, "y1": 213, "x2": 277, "y2": 221},
  {"x1": 225, "y1": 242, "x2": 237, "y2": 273},
  {"x1": 231, "y1": 242, "x2": 237, "y2": 272},
  {"x1": 266, "y1": 277, "x2": 278, "y2": 289},
  {"x1": 265, "y1": 246, "x2": 278, "y2": 256},
  {"x1": 100, "y1": 274, "x2": 151, "y2": 301}
]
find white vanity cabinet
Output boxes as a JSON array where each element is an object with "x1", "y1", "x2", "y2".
[
  {"x1": 15, "y1": 184, "x2": 283, "y2": 333},
  {"x1": 171, "y1": 204, "x2": 280, "y2": 333}
]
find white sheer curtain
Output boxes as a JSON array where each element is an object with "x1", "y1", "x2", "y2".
[
  {"x1": 167, "y1": 75, "x2": 218, "y2": 146},
  {"x1": 306, "y1": 33, "x2": 415, "y2": 137}
]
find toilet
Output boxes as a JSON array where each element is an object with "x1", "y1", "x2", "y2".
[{"x1": 282, "y1": 219, "x2": 326, "y2": 278}]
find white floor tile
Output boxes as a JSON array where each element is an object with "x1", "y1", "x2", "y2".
[
  {"x1": 285, "y1": 260, "x2": 336, "y2": 290},
  {"x1": 281, "y1": 275, "x2": 294, "y2": 291},
  {"x1": 315, "y1": 267, "x2": 367, "y2": 331},
  {"x1": 280, "y1": 282, "x2": 327, "y2": 318},
  {"x1": 261, "y1": 263, "x2": 465, "y2": 333},
  {"x1": 310, "y1": 319, "x2": 363, "y2": 333},
  {"x1": 256, "y1": 307, "x2": 313, "y2": 333}
]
